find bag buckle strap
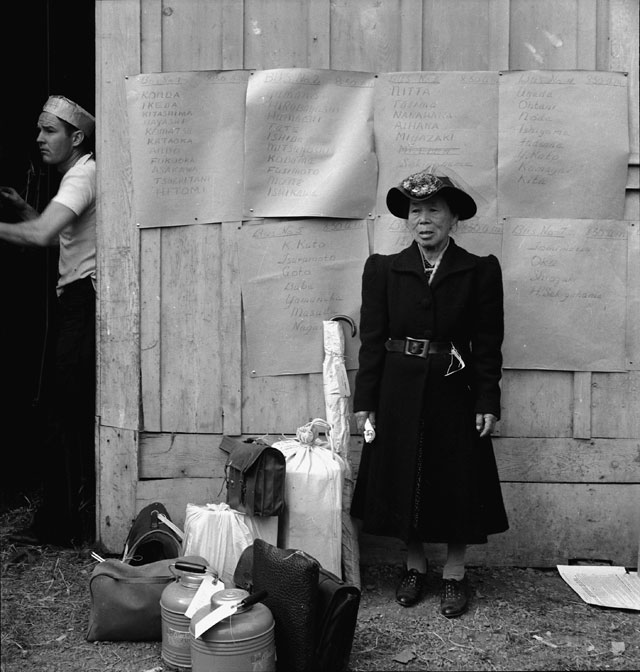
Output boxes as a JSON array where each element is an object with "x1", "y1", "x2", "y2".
[{"x1": 403, "y1": 337, "x2": 430, "y2": 358}]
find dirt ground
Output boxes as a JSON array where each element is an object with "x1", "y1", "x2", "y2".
[{"x1": 2, "y1": 493, "x2": 639, "y2": 672}]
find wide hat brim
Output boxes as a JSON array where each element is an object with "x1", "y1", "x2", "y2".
[{"x1": 386, "y1": 176, "x2": 477, "y2": 220}]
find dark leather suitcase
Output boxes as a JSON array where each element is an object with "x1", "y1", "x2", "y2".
[
  {"x1": 315, "y1": 565, "x2": 360, "y2": 672},
  {"x1": 234, "y1": 539, "x2": 361, "y2": 672}
]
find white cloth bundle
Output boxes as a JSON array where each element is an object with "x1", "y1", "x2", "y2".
[
  {"x1": 182, "y1": 502, "x2": 254, "y2": 586},
  {"x1": 273, "y1": 419, "x2": 345, "y2": 576}
]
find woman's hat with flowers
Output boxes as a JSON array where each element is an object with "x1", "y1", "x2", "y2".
[{"x1": 386, "y1": 168, "x2": 477, "y2": 220}]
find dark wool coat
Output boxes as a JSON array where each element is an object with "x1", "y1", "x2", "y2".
[{"x1": 350, "y1": 238, "x2": 509, "y2": 544}]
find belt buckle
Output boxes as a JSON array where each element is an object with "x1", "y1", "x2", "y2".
[{"x1": 404, "y1": 337, "x2": 429, "y2": 358}]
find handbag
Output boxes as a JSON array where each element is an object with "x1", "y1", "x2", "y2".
[
  {"x1": 220, "y1": 436, "x2": 286, "y2": 517},
  {"x1": 121, "y1": 501, "x2": 183, "y2": 566},
  {"x1": 86, "y1": 555, "x2": 209, "y2": 642},
  {"x1": 234, "y1": 540, "x2": 361, "y2": 672}
]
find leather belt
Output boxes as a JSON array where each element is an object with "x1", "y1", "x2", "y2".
[{"x1": 385, "y1": 338, "x2": 452, "y2": 359}]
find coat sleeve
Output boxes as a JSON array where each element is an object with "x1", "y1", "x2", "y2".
[
  {"x1": 353, "y1": 254, "x2": 390, "y2": 412},
  {"x1": 471, "y1": 254, "x2": 504, "y2": 419}
]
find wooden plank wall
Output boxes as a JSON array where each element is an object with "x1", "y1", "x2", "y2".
[{"x1": 96, "y1": 0, "x2": 640, "y2": 564}]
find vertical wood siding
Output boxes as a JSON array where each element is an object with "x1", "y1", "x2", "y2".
[
  {"x1": 96, "y1": 0, "x2": 142, "y2": 551},
  {"x1": 96, "y1": 0, "x2": 640, "y2": 564}
]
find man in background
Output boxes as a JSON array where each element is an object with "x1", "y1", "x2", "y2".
[{"x1": 0, "y1": 95, "x2": 96, "y2": 546}]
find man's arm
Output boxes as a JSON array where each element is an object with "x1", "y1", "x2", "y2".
[{"x1": 0, "y1": 200, "x2": 77, "y2": 247}]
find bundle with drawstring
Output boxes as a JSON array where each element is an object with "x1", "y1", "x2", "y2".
[{"x1": 272, "y1": 419, "x2": 345, "y2": 577}]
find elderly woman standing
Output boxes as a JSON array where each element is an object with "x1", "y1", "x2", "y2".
[{"x1": 351, "y1": 168, "x2": 508, "y2": 617}]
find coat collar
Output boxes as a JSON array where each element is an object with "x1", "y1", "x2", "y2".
[{"x1": 390, "y1": 238, "x2": 477, "y2": 288}]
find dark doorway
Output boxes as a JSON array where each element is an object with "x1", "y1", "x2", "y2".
[{"x1": 0, "y1": 0, "x2": 96, "y2": 508}]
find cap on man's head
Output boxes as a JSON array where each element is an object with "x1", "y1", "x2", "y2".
[
  {"x1": 386, "y1": 168, "x2": 477, "y2": 220},
  {"x1": 42, "y1": 95, "x2": 95, "y2": 137}
]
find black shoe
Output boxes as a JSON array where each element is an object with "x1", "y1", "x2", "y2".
[
  {"x1": 440, "y1": 576, "x2": 469, "y2": 618},
  {"x1": 396, "y1": 568, "x2": 427, "y2": 607}
]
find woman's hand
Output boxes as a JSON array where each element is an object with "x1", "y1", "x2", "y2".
[
  {"x1": 476, "y1": 413, "x2": 497, "y2": 437},
  {"x1": 355, "y1": 411, "x2": 375, "y2": 433}
]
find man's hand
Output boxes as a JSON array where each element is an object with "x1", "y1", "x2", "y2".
[
  {"x1": 1, "y1": 186, "x2": 25, "y2": 209},
  {"x1": 0, "y1": 187, "x2": 37, "y2": 220}
]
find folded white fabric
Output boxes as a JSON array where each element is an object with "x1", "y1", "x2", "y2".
[{"x1": 182, "y1": 502, "x2": 254, "y2": 586}]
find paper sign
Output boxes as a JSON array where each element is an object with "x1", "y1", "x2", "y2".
[
  {"x1": 557, "y1": 565, "x2": 640, "y2": 611},
  {"x1": 503, "y1": 219, "x2": 627, "y2": 371},
  {"x1": 374, "y1": 71, "x2": 499, "y2": 220},
  {"x1": 498, "y1": 70, "x2": 629, "y2": 219},
  {"x1": 126, "y1": 70, "x2": 249, "y2": 227},
  {"x1": 239, "y1": 219, "x2": 369, "y2": 376},
  {"x1": 243, "y1": 69, "x2": 377, "y2": 219}
]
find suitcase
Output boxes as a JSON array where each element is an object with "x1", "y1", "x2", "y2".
[
  {"x1": 315, "y1": 565, "x2": 360, "y2": 672},
  {"x1": 234, "y1": 539, "x2": 360, "y2": 672}
]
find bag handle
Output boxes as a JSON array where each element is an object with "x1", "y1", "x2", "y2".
[{"x1": 295, "y1": 418, "x2": 336, "y2": 456}]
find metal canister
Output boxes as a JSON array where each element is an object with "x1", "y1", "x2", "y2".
[
  {"x1": 161, "y1": 560, "x2": 211, "y2": 670},
  {"x1": 189, "y1": 588, "x2": 275, "y2": 672}
]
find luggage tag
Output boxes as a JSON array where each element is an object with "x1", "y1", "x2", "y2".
[
  {"x1": 194, "y1": 590, "x2": 268, "y2": 638},
  {"x1": 184, "y1": 574, "x2": 226, "y2": 618},
  {"x1": 445, "y1": 344, "x2": 466, "y2": 377}
]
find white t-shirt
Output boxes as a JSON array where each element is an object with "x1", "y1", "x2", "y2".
[{"x1": 51, "y1": 153, "x2": 96, "y2": 294}]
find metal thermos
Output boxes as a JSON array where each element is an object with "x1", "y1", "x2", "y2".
[
  {"x1": 160, "y1": 561, "x2": 211, "y2": 670},
  {"x1": 189, "y1": 588, "x2": 275, "y2": 672}
]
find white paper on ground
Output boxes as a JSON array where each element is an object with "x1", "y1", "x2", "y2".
[{"x1": 557, "y1": 565, "x2": 640, "y2": 611}]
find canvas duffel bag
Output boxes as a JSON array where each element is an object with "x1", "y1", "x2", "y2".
[{"x1": 86, "y1": 555, "x2": 209, "y2": 642}]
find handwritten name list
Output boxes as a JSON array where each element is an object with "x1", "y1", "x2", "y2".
[
  {"x1": 498, "y1": 71, "x2": 628, "y2": 220},
  {"x1": 239, "y1": 219, "x2": 369, "y2": 376},
  {"x1": 503, "y1": 218, "x2": 627, "y2": 371},
  {"x1": 126, "y1": 71, "x2": 249, "y2": 227},
  {"x1": 374, "y1": 71, "x2": 499, "y2": 220},
  {"x1": 243, "y1": 69, "x2": 377, "y2": 219}
]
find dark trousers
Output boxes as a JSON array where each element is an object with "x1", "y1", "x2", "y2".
[{"x1": 34, "y1": 277, "x2": 96, "y2": 545}]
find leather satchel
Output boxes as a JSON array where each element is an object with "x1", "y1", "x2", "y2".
[
  {"x1": 86, "y1": 555, "x2": 208, "y2": 642},
  {"x1": 220, "y1": 436, "x2": 286, "y2": 517}
]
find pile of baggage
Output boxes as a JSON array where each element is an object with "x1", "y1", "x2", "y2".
[{"x1": 86, "y1": 423, "x2": 361, "y2": 671}]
